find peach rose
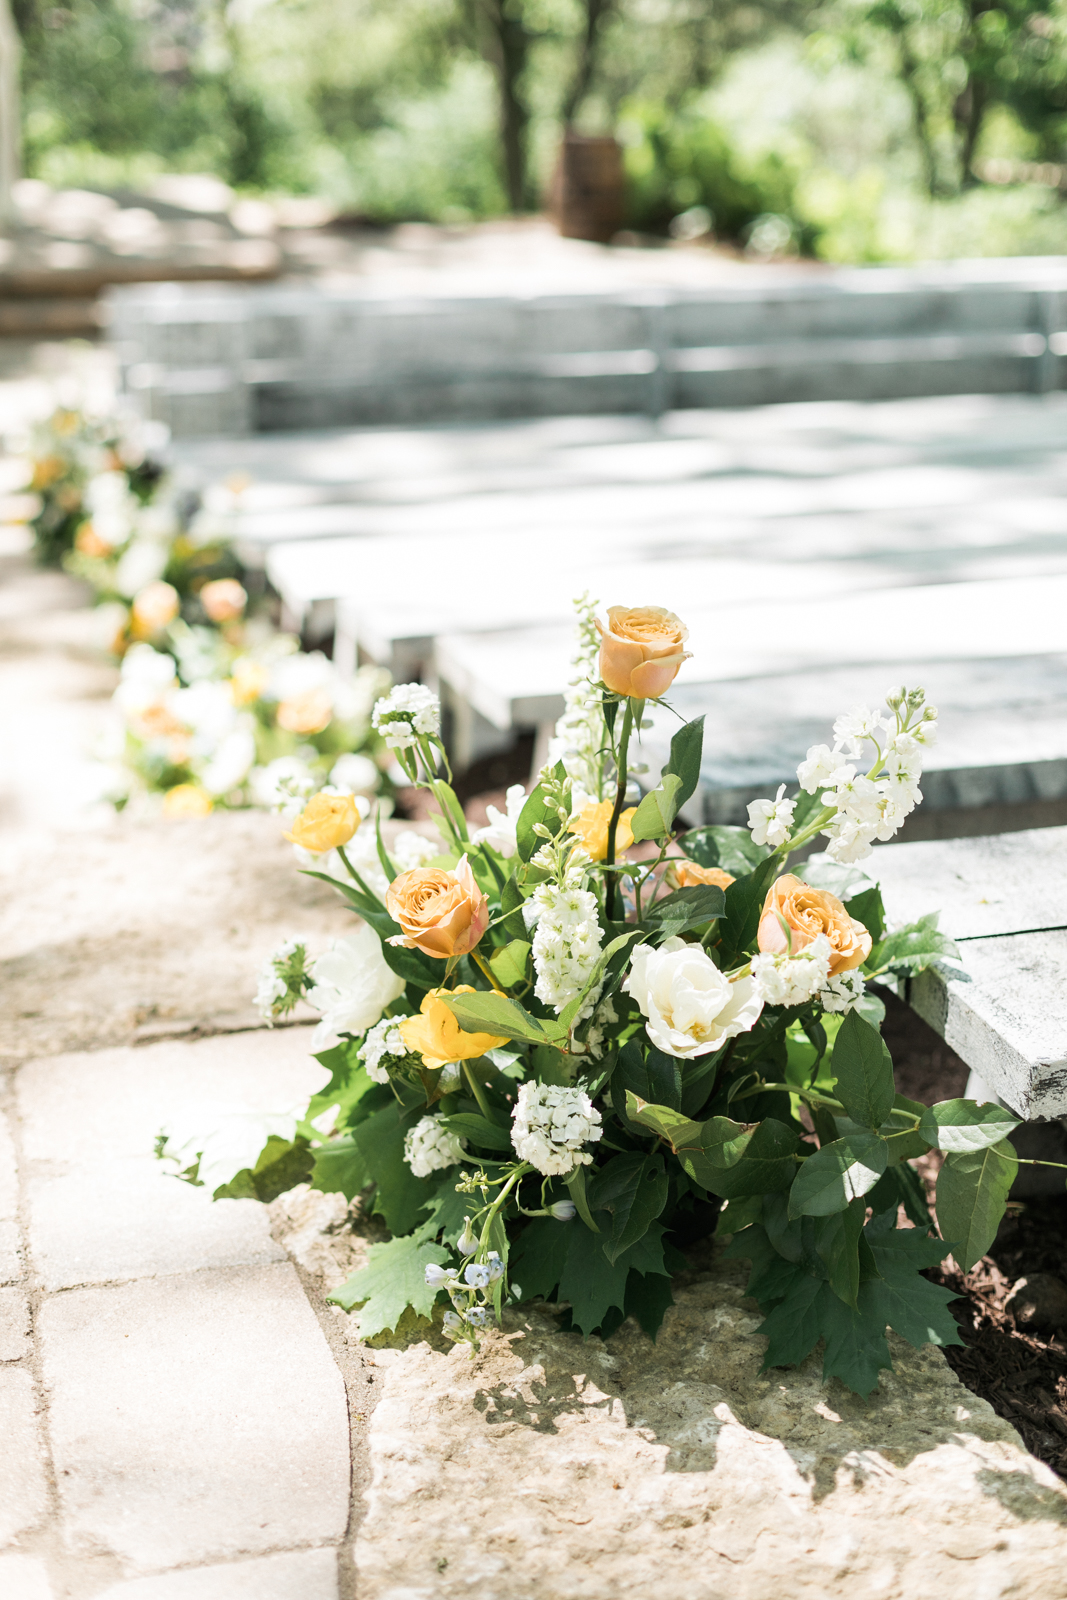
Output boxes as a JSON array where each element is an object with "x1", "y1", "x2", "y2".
[
  {"x1": 200, "y1": 578, "x2": 248, "y2": 624},
  {"x1": 131, "y1": 580, "x2": 180, "y2": 636},
  {"x1": 568, "y1": 798, "x2": 636, "y2": 861},
  {"x1": 386, "y1": 855, "x2": 489, "y2": 960},
  {"x1": 162, "y1": 784, "x2": 213, "y2": 818},
  {"x1": 669, "y1": 861, "x2": 735, "y2": 891},
  {"x1": 277, "y1": 687, "x2": 333, "y2": 735},
  {"x1": 399, "y1": 986, "x2": 509, "y2": 1070},
  {"x1": 228, "y1": 658, "x2": 270, "y2": 706},
  {"x1": 757, "y1": 873, "x2": 872, "y2": 975},
  {"x1": 75, "y1": 521, "x2": 114, "y2": 559},
  {"x1": 596, "y1": 606, "x2": 691, "y2": 699},
  {"x1": 284, "y1": 791, "x2": 360, "y2": 853}
]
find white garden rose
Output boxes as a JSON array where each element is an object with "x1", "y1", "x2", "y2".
[
  {"x1": 305, "y1": 923, "x2": 405, "y2": 1049},
  {"x1": 623, "y1": 937, "x2": 763, "y2": 1059}
]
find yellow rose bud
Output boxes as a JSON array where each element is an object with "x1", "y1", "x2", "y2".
[
  {"x1": 162, "y1": 784, "x2": 213, "y2": 818},
  {"x1": 758, "y1": 874, "x2": 871, "y2": 975},
  {"x1": 568, "y1": 798, "x2": 636, "y2": 862},
  {"x1": 276, "y1": 687, "x2": 333, "y2": 735},
  {"x1": 199, "y1": 578, "x2": 247, "y2": 624},
  {"x1": 284, "y1": 791, "x2": 360, "y2": 853},
  {"x1": 131, "y1": 580, "x2": 180, "y2": 636},
  {"x1": 596, "y1": 605, "x2": 691, "y2": 699},
  {"x1": 399, "y1": 986, "x2": 509, "y2": 1071}
]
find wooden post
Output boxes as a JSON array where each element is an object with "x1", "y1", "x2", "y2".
[{"x1": 0, "y1": 0, "x2": 19, "y2": 224}]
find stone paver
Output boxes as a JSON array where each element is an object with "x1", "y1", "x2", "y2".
[
  {"x1": 0, "y1": 1112, "x2": 22, "y2": 1285},
  {"x1": 94, "y1": 1548, "x2": 340, "y2": 1600},
  {"x1": 356, "y1": 1259, "x2": 1067, "y2": 1600},
  {"x1": 0, "y1": 1221, "x2": 22, "y2": 1285},
  {"x1": 0, "y1": 1287, "x2": 31, "y2": 1360},
  {"x1": 16, "y1": 1029, "x2": 324, "y2": 1291},
  {"x1": 0, "y1": 1555, "x2": 53, "y2": 1600},
  {"x1": 39, "y1": 1262, "x2": 349, "y2": 1572},
  {"x1": 0, "y1": 1368, "x2": 49, "y2": 1546}
]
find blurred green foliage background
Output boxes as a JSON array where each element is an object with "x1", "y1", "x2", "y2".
[{"x1": 13, "y1": 0, "x2": 1067, "y2": 259}]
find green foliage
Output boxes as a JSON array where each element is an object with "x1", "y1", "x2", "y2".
[
  {"x1": 787, "y1": 1132, "x2": 888, "y2": 1217},
  {"x1": 936, "y1": 1139, "x2": 1019, "y2": 1270},
  {"x1": 443, "y1": 988, "x2": 566, "y2": 1046},
  {"x1": 919, "y1": 1098, "x2": 1022, "y2": 1153},
  {"x1": 680, "y1": 825, "x2": 770, "y2": 877},
  {"x1": 866, "y1": 913, "x2": 960, "y2": 979},
  {"x1": 213, "y1": 1135, "x2": 315, "y2": 1204},
  {"x1": 830, "y1": 1011, "x2": 896, "y2": 1129},
  {"x1": 329, "y1": 1231, "x2": 450, "y2": 1337},
  {"x1": 629, "y1": 716, "x2": 705, "y2": 843}
]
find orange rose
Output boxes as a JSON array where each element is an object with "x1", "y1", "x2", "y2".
[
  {"x1": 669, "y1": 861, "x2": 735, "y2": 891},
  {"x1": 386, "y1": 855, "x2": 489, "y2": 960},
  {"x1": 757, "y1": 873, "x2": 871, "y2": 975},
  {"x1": 277, "y1": 687, "x2": 333, "y2": 735},
  {"x1": 131, "y1": 581, "x2": 180, "y2": 636},
  {"x1": 74, "y1": 521, "x2": 114, "y2": 559},
  {"x1": 399, "y1": 986, "x2": 509, "y2": 1070},
  {"x1": 284, "y1": 791, "x2": 360, "y2": 853},
  {"x1": 596, "y1": 606, "x2": 691, "y2": 699},
  {"x1": 568, "y1": 798, "x2": 636, "y2": 861},
  {"x1": 200, "y1": 578, "x2": 247, "y2": 623},
  {"x1": 163, "y1": 784, "x2": 213, "y2": 818}
]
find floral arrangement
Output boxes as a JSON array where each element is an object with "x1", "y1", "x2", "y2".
[
  {"x1": 24, "y1": 406, "x2": 167, "y2": 569},
  {"x1": 161, "y1": 599, "x2": 1031, "y2": 1396}
]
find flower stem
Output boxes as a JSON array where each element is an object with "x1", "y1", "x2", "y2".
[
  {"x1": 472, "y1": 949, "x2": 506, "y2": 994},
  {"x1": 463, "y1": 1059, "x2": 495, "y2": 1121},
  {"x1": 605, "y1": 699, "x2": 634, "y2": 921}
]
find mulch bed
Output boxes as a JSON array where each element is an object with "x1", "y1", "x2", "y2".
[{"x1": 885, "y1": 992, "x2": 1067, "y2": 1479}]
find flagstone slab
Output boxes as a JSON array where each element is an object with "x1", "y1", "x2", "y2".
[
  {"x1": 93, "y1": 1548, "x2": 340, "y2": 1600},
  {"x1": 0, "y1": 1111, "x2": 18, "y2": 1219},
  {"x1": 0, "y1": 1368, "x2": 49, "y2": 1547},
  {"x1": 0, "y1": 1555, "x2": 53, "y2": 1600},
  {"x1": 0, "y1": 1287, "x2": 32, "y2": 1361},
  {"x1": 39, "y1": 1262, "x2": 350, "y2": 1573},
  {"x1": 0, "y1": 811, "x2": 352, "y2": 1061},
  {"x1": 356, "y1": 1260, "x2": 1067, "y2": 1600},
  {"x1": 17, "y1": 1028, "x2": 324, "y2": 1291}
]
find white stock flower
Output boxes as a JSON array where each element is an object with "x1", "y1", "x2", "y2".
[
  {"x1": 546, "y1": 593, "x2": 608, "y2": 804},
  {"x1": 341, "y1": 825, "x2": 440, "y2": 899},
  {"x1": 796, "y1": 744, "x2": 850, "y2": 795},
  {"x1": 371, "y1": 683, "x2": 441, "y2": 750},
  {"x1": 823, "y1": 815, "x2": 879, "y2": 864},
  {"x1": 249, "y1": 756, "x2": 317, "y2": 814},
  {"x1": 747, "y1": 785, "x2": 796, "y2": 849},
  {"x1": 358, "y1": 1016, "x2": 412, "y2": 1083},
  {"x1": 624, "y1": 938, "x2": 763, "y2": 1058},
  {"x1": 528, "y1": 882, "x2": 604, "y2": 1017},
  {"x1": 824, "y1": 772, "x2": 882, "y2": 826},
  {"x1": 833, "y1": 705, "x2": 888, "y2": 755},
  {"x1": 403, "y1": 1115, "x2": 466, "y2": 1178},
  {"x1": 471, "y1": 784, "x2": 526, "y2": 858},
  {"x1": 253, "y1": 936, "x2": 309, "y2": 1022},
  {"x1": 511, "y1": 1082, "x2": 602, "y2": 1176},
  {"x1": 820, "y1": 969, "x2": 866, "y2": 1014},
  {"x1": 306, "y1": 924, "x2": 405, "y2": 1049},
  {"x1": 752, "y1": 933, "x2": 833, "y2": 1008}
]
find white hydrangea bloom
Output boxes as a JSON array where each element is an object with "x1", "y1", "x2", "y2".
[
  {"x1": 403, "y1": 1115, "x2": 466, "y2": 1177},
  {"x1": 820, "y1": 969, "x2": 866, "y2": 1014},
  {"x1": 511, "y1": 1082, "x2": 603, "y2": 1176},
  {"x1": 747, "y1": 784, "x2": 796, "y2": 849},
  {"x1": 358, "y1": 1016, "x2": 412, "y2": 1083},
  {"x1": 752, "y1": 933, "x2": 833, "y2": 1007},
  {"x1": 371, "y1": 683, "x2": 441, "y2": 750},
  {"x1": 527, "y1": 882, "x2": 604, "y2": 1018},
  {"x1": 471, "y1": 784, "x2": 526, "y2": 858}
]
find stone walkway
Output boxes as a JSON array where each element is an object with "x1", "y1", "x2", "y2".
[{"x1": 5, "y1": 437, "x2": 1067, "y2": 1600}]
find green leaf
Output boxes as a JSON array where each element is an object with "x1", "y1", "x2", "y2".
[
  {"x1": 680, "y1": 824, "x2": 769, "y2": 876},
  {"x1": 587, "y1": 1153, "x2": 669, "y2": 1264},
  {"x1": 563, "y1": 1164, "x2": 601, "y2": 1233},
  {"x1": 516, "y1": 761, "x2": 567, "y2": 862},
  {"x1": 488, "y1": 939, "x2": 531, "y2": 989},
  {"x1": 314, "y1": 1101, "x2": 434, "y2": 1234},
  {"x1": 624, "y1": 1270, "x2": 675, "y2": 1340},
  {"x1": 630, "y1": 716, "x2": 705, "y2": 842},
  {"x1": 440, "y1": 1113, "x2": 514, "y2": 1152},
  {"x1": 511, "y1": 1215, "x2": 567, "y2": 1301},
  {"x1": 645, "y1": 883, "x2": 726, "y2": 938},
  {"x1": 936, "y1": 1138, "x2": 1018, "y2": 1270},
  {"x1": 328, "y1": 1233, "x2": 450, "y2": 1337},
  {"x1": 814, "y1": 1196, "x2": 867, "y2": 1309},
  {"x1": 418, "y1": 1177, "x2": 471, "y2": 1245},
  {"x1": 864, "y1": 1225, "x2": 961, "y2": 1350},
  {"x1": 754, "y1": 1270, "x2": 825, "y2": 1367},
  {"x1": 919, "y1": 1098, "x2": 1022, "y2": 1154},
  {"x1": 719, "y1": 854, "x2": 781, "y2": 967},
  {"x1": 830, "y1": 1009, "x2": 896, "y2": 1130},
  {"x1": 558, "y1": 1220, "x2": 671, "y2": 1335},
  {"x1": 709, "y1": 1117, "x2": 801, "y2": 1199},
  {"x1": 213, "y1": 1135, "x2": 315, "y2": 1204},
  {"x1": 307, "y1": 1047, "x2": 379, "y2": 1130},
  {"x1": 442, "y1": 988, "x2": 564, "y2": 1046},
  {"x1": 817, "y1": 1282, "x2": 893, "y2": 1395},
  {"x1": 867, "y1": 912, "x2": 960, "y2": 977},
  {"x1": 497, "y1": 877, "x2": 528, "y2": 940},
  {"x1": 843, "y1": 885, "x2": 885, "y2": 944},
  {"x1": 788, "y1": 1132, "x2": 888, "y2": 1218}
]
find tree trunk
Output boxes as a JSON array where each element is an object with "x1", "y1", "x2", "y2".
[
  {"x1": 562, "y1": 0, "x2": 614, "y2": 128},
  {"x1": 482, "y1": 0, "x2": 532, "y2": 212},
  {"x1": 0, "y1": 0, "x2": 19, "y2": 223}
]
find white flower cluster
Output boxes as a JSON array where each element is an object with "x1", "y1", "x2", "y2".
[
  {"x1": 819, "y1": 969, "x2": 867, "y2": 1014},
  {"x1": 358, "y1": 1016, "x2": 412, "y2": 1083},
  {"x1": 747, "y1": 784, "x2": 796, "y2": 849},
  {"x1": 510, "y1": 1081, "x2": 603, "y2": 1176},
  {"x1": 751, "y1": 934, "x2": 833, "y2": 1008},
  {"x1": 470, "y1": 783, "x2": 526, "y2": 859},
  {"x1": 250, "y1": 755, "x2": 318, "y2": 815},
  {"x1": 573, "y1": 995, "x2": 618, "y2": 1060},
  {"x1": 800, "y1": 690, "x2": 937, "y2": 864},
  {"x1": 526, "y1": 880, "x2": 604, "y2": 1017},
  {"x1": 253, "y1": 936, "x2": 310, "y2": 1022},
  {"x1": 546, "y1": 593, "x2": 608, "y2": 807},
  {"x1": 114, "y1": 645, "x2": 257, "y2": 798},
  {"x1": 403, "y1": 1115, "x2": 466, "y2": 1177},
  {"x1": 426, "y1": 1247, "x2": 506, "y2": 1347},
  {"x1": 371, "y1": 683, "x2": 441, "y2": 751}
]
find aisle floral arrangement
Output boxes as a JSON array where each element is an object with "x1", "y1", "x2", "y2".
[
  {"x1": 161, "y1": 598, "x2": 1029, "y2": 1396},
  {"x1": 25, "y1": 406, "x2": 168, "y2": 569}
]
